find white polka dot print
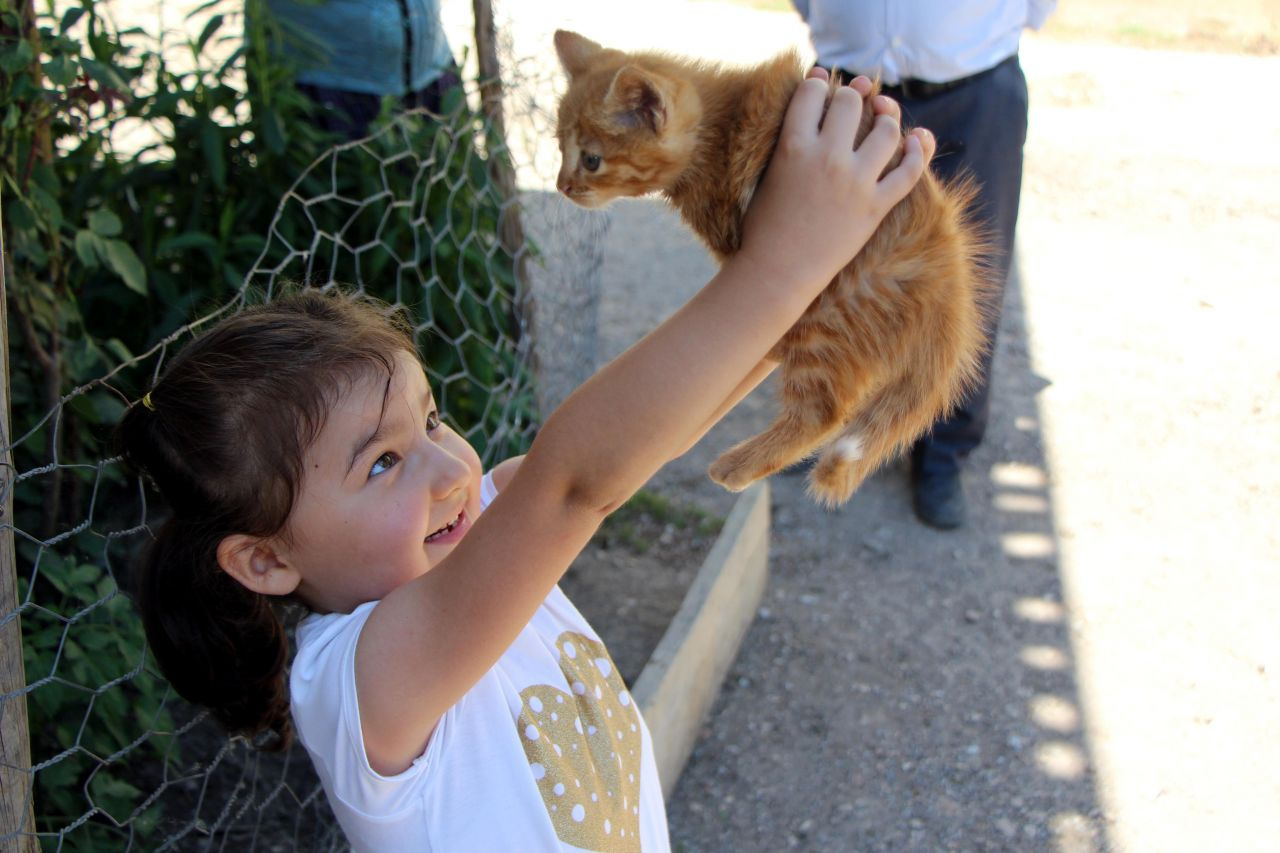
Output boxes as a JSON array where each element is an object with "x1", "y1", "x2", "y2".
[{"x1": 517, "y1": 633, "x2": 643, "y2": 851}]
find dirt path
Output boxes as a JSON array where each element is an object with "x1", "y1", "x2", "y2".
[{"x1": 455, "y1": 2, "x2": 1280, "y2": 849}]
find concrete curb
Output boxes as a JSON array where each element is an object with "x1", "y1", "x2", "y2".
[{"x1": 633, "y1": 480, "x2": 771, "y2": 800}]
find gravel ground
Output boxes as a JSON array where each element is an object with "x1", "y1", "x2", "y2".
[{"x1": 449, "y1": 2, "x2": 1280, "y2": 850}]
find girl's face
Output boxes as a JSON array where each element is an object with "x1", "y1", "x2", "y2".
[{"x1": 280, "y1": 350, "x2": 483, "y2": 613}]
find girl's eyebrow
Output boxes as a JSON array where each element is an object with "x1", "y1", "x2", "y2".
[
  {"x1": 346, "y1": 374, "x2": 395, "y2": 477},
  {"x1": 347, "y1": 423, "x2": 387, "y2": 477}
]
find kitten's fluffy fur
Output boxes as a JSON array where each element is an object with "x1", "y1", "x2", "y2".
[{"x1": 554, "y1": 30, "x2": 990, "y2": 507}]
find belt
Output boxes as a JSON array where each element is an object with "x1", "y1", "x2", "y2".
[
  {"x1": 880, "y1": 75, "x2": 969, "y2": 100},
  {"x1": 830, "y1": 55, "x2": 1015, "y2": 101}
]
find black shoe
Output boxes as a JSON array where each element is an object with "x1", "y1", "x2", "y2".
[{"x1": 912, "y1": 466, "x2": 967, "y2": 530}]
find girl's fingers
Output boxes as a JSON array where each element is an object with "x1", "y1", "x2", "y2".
[
  {"x1": 875, "y1": 132, "x2": 929, "y2": 202},
  {"x1": 821, "y1": 84, "x2": 865, "y2": 147},
  {"x1": 805, "y1": 66, "x2": 830, "y2": 82},
  {"x1": 855, "y1": 112, "x2": 903, "y2": 168},
  {"x1": 911, "y1": 127, "x2": 937, "y2": 164},
  {"x1": 869, "y1": 94, "x2": 901, "y2": 123},
  {"x1": 781, "y1": 76, "x2": 831, "y2": 143},
  {"x1": 846, "y1": 74, "x2": 873, "y2": 98}
]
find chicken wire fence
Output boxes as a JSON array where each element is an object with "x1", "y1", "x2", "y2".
[{"x1": 0, "y1": 9, "x2": 609, "y2": 851}]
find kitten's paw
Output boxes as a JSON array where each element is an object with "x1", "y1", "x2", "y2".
[
  {"x1": 707, "y1": 453, "x2": 758, "y2": 492},
  {"x1": 806, "y1": 454, "x2": 868, "y2": 508}
]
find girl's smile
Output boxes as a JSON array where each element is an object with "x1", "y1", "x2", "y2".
[{"x1": 425, "y1": 508, "x2": 469, "y2": 545}]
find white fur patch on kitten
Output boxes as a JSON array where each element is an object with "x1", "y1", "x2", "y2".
[{"x1": 833, "y1": 435, "x2": 864, "y2": 461}]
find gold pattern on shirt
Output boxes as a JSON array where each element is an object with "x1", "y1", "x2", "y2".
[{"x1": 518, "y1": 633, "x2": 643, "y2": 852}]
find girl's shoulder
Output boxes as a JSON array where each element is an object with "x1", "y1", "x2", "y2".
[{"x1": 488, "y1": 455, "x2": 525, "y2": 495}]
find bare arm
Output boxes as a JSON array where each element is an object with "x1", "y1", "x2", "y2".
[
  {"x1": 357, "y1": 75, "x2": 934, "y2": 773},
  {"x1": 673, "y1": 358, "x2": 779, "y2": 459}
]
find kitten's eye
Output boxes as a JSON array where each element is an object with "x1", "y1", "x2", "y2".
[
  {"x1": 369, "y1": 452, "x2": 399, "y2": 478},
  {"x1": 426, "y1": 410, "x2": 442, "y2": 433},
  {"x1": 581, "y1": 152, "x2": 602, "y2": 172}
]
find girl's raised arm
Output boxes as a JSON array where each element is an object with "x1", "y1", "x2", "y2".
[{"x1": 357, "y1": 75, "x2": 934, "y2": 773}]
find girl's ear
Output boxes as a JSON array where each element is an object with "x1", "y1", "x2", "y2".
[
  {"x1": 554, "y1": 29, "x2": 603, "y2": 77},
  {"x1": 606, "y1": 66, "x2": 671, "y2": 134},
  {"x1": 217, "y1": 534, "x2": 302, "y2": 597}
]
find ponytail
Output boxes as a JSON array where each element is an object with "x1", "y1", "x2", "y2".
[{"x1": 137, "y1": 519, "x2": 293, "y2": 749}]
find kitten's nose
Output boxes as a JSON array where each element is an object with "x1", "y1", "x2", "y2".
[{"x1": 556, "y1": 176, "x2": 572, "y2": 196}]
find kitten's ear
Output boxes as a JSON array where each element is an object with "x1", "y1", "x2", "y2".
[
  {"x1": 606, "y1": 66, "x2": 670, "y2": 135},
  {"x1": 554, "y1": 30, "x2": 604, "y2": 77}
]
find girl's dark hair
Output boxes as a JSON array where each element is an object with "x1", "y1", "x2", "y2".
[{"x1": 118, "y1": 291, "x2": 415, "y2": 749}]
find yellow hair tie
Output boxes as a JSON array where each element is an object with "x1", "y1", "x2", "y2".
[{"x1": 141, "y1": 392, "x2": 156, "y2": 411}]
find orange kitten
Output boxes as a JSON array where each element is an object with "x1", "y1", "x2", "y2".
[{"x1": 553, "y1": 30, "x2": 990, "y2": 507}]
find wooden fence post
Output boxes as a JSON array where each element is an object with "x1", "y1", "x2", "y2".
[
  {"x1": 0, "y1": 184, "x2": 39, "y2": 853},
  {"x1": 470, "y1": 0, "x2": 538, "y2": 370}
]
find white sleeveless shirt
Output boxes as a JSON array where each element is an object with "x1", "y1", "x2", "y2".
[{"x1": 290, "y1": 473, "x2": 670, "y2": 852}]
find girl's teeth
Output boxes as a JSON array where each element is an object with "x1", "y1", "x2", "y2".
[{"x1": 427, "y1": 514, "x2": 462, "y2": 542}]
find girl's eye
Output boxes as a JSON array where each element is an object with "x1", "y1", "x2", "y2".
[
  {"x1": 369, "y1": 452, "x2": 399, "y2": 478},
  {"x1": 581, "y1": 152, "x2": 602, "y2": 172},
  {"x1": 426, "y1": 410, "x2": 442, "y2": 432}
]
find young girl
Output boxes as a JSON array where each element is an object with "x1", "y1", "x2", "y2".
[{"x1": 119, "y1": 71, "x2": 933, "y2": 851}]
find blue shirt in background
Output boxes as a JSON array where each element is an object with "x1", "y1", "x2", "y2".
[{"x1": 265, "y1": 0, "x2": 455, "y2": 97}]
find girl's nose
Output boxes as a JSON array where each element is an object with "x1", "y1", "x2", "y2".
[{"x1": 426, "y1": 442, "x2": 473, "y2": 499}]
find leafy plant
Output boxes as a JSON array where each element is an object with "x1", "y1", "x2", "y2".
[{"x1": 2, "y1": 0, "x2": 533, "y2": 846}]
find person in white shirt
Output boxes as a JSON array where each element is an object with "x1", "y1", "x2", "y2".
[{"x1": 792, "y1": 0, "x2": 1057, "y2": 528}]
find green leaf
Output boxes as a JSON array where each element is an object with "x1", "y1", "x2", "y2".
[
  {"x1": 3, "y1": 104, "x2": 16, "y2": 131},
  {"x1": 156, "y1": 231, "x2": 218, "y2": 254},
  {"x1": 60, "y1": 6, "x2": 87, "y2": 32},
  {"x1": 0, "y1": 39, "x2": 34, "y2": 75},
  {"x1": 28, "y1": 184, "x2": 63, "y2": 232},
  {"x1": 74, "y1": 230, "x2": 104, "y2": 266},
  {"x1": 88, "y1": 208, "x2": 123, "y2": 237},
  {"x1": 69, "y1": 564, "x2": 101, "y2": 588},
  {"x1": 216, "y1": 44, "x2": 245, "y2": 78},
  {"x1": 260, "y1": 106, "x2": 286, "y2": 154},
  {"x1": 90, "y1": 774, "x2": 142, "y2": 818},
  {"x1": 196, "y1": 14, "x2": 224, "y2": 54},
  {"x1": 90, "y1": 393, "x2": 127, "y2": 424},
  {"x1": 13, "y1": 232, "x2": 48, "y2": 266},
  {"x1": 81, "y1": 58, "x2": 128, "y2": 92},
  {"x1": 42, "y1": 54, "x2": 79, "y2": 87},
  {"x1": 150, "y1": 90, "x2": 183, "y2": 116},
  {"x1": 187, "y1": 0, "x2": 226, "y2": 19},
  {"x1": 80, "y1": 629, "x2": 111, "y2": 652},
  {"x1": 103, "y1": 338, "x2": 134, "y2": 363},
  {"x1": 200, "y1": 119, "x2": 226, "y2": 190},
  {"x1": 231, "y1": 233, "x2": 265, "y2": 254},
  {"x1": 31, "y1": 161, "x2": 58, "y2": 194},
  {"x1": 7, "y1": 196, "x2": 35, "y2": 230},
  {"x1": 102, "y1": 239, "x2": 147, "y2": 294}
]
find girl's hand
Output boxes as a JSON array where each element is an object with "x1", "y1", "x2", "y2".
[{"x1": 737, "y1": 69, "x2": 935, "y2": 293}]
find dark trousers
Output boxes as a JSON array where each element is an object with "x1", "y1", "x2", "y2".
[{"x1": 880, "y1": 55, "x2": 1029, "y2": 476}]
